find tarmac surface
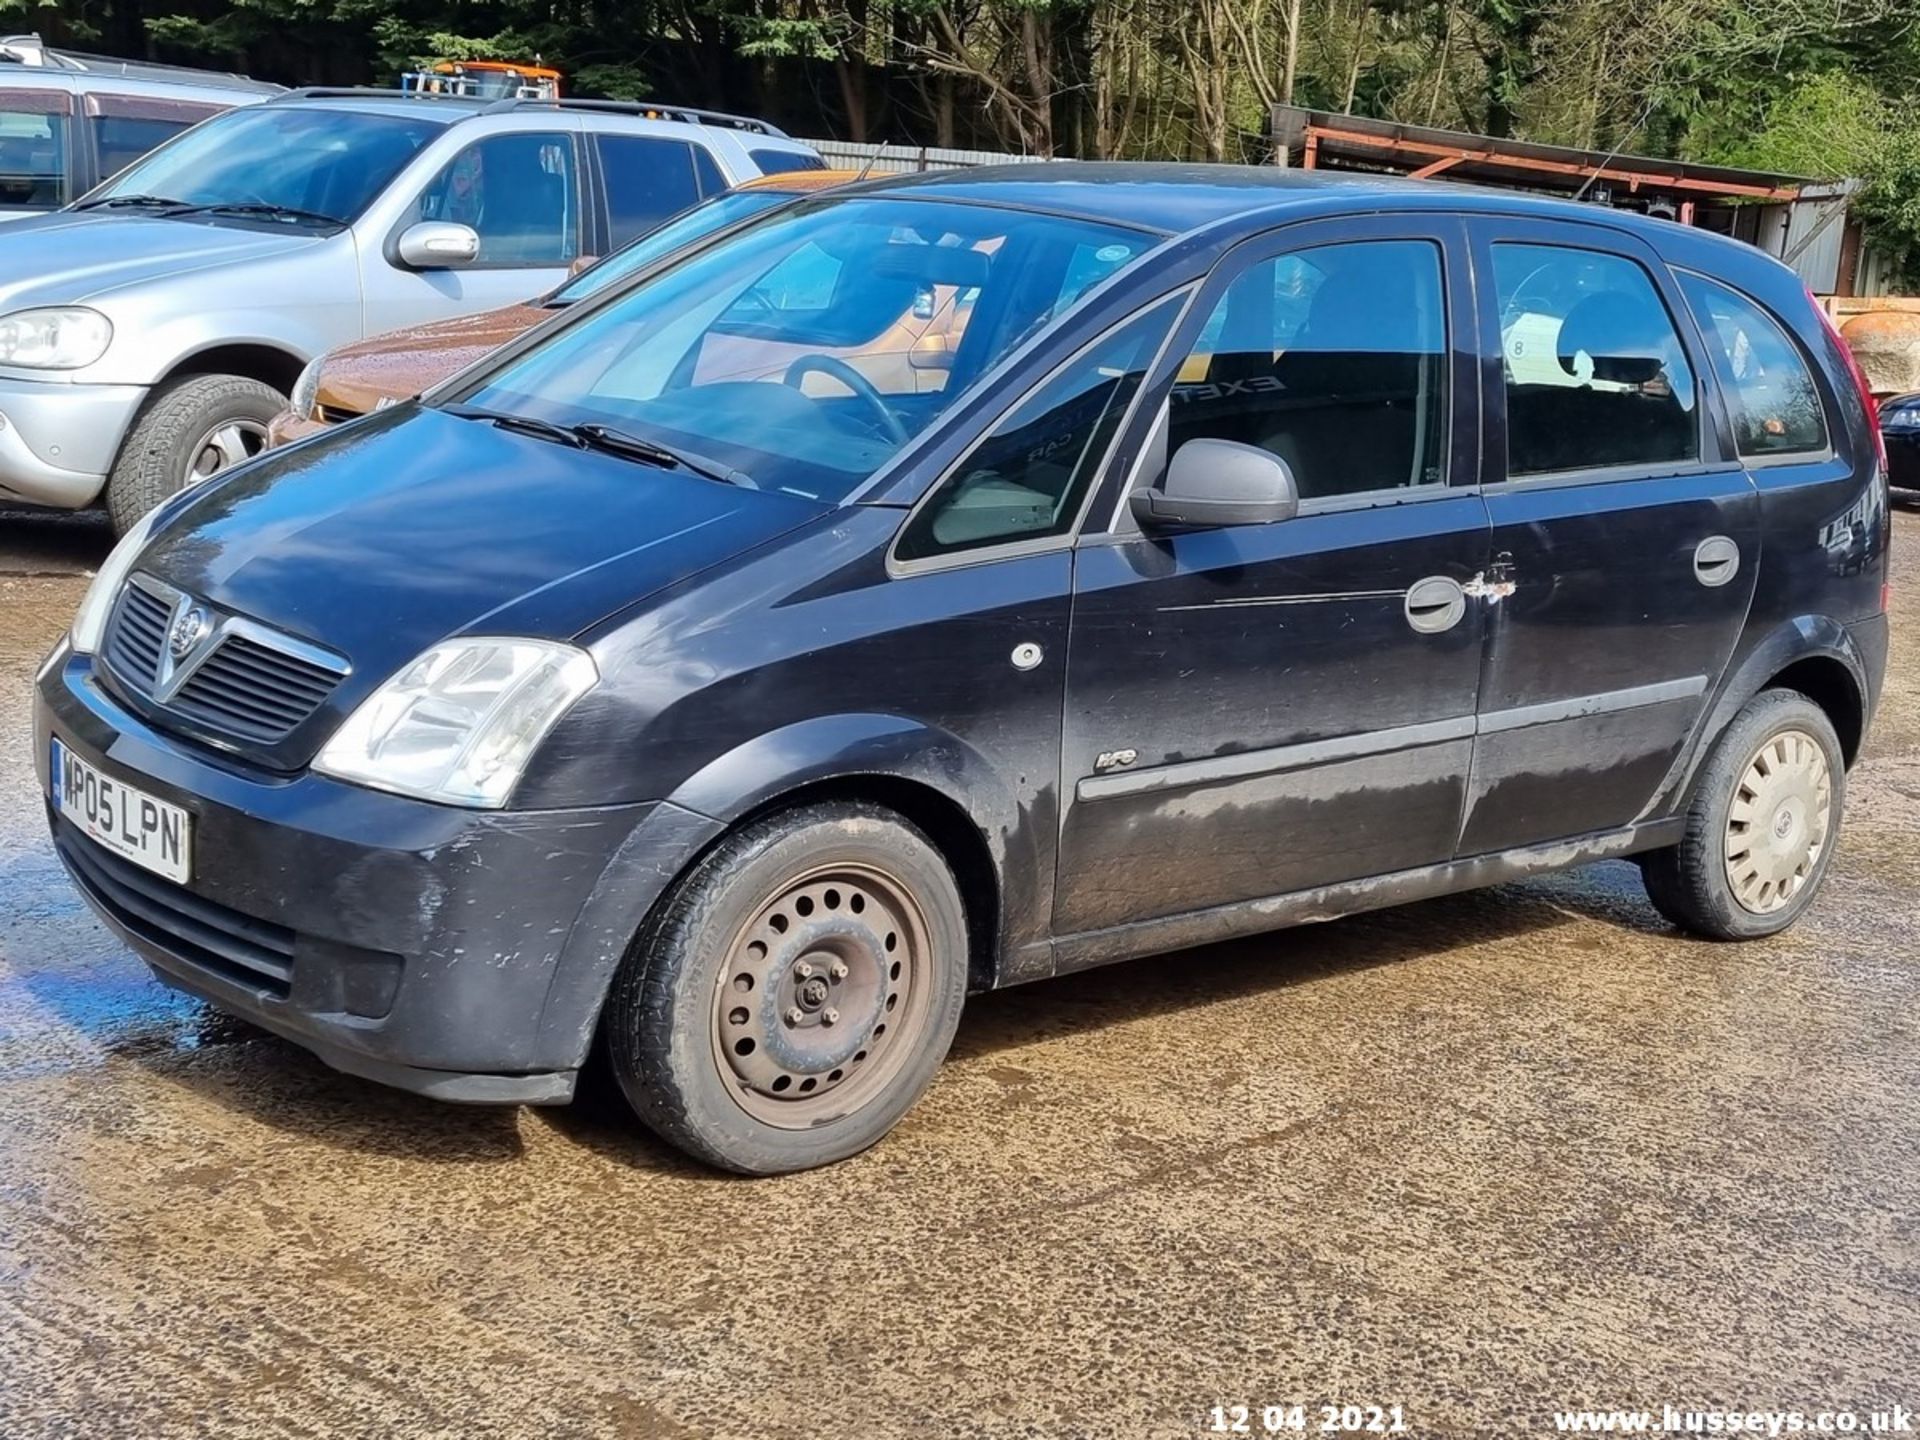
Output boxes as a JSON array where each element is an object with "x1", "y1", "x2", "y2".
[{"x1": 1, "y1": 503, "x2": 1916, "y2": 1439}]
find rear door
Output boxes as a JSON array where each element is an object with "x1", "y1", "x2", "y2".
[{"x1": 1459, "y1": 216, "x2": 1759, "y2": 855}]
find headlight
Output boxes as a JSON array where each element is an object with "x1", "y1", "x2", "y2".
[
  {"x1": 69, "y1": 504, "x2": 163, "y2": 653},
  {"x1": 0, "y1": 307, "x2": 112, "y2": 369},
  {"x1": 1880, "y1": 401, "x2": 1920, "y2": 433},
  {"x1": 314, "y1": 638, "x2": 598, "y2": 808},
  {"x1": 289, "y1": 356, "x2": 323, "y2": 421}
]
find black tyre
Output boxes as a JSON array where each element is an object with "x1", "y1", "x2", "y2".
[
  {"x1": 604, "y1": 802, "x2": 969, "y2": 1174},
  {"x1": 1641, "y1": 688, "x2": 1846, "y2": 940},
  {"x1": 105, "y1": 374, "x2": 283, "y2": 535}
]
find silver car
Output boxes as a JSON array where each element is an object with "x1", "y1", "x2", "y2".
[{"x1": 0, "y1": 88, "x2": 819, "y2": 530}]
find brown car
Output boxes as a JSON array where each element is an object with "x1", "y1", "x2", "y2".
[{"x1": 268, "y1": 169, "x2": 869, "y2": 448}]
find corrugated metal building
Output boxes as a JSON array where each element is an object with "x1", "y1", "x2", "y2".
[{"x1": 1268, "y1": 106, "x2": 1880, "y2": 296}]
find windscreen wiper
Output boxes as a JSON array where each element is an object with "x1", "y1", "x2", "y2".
[
  {"x1": 443, "y1": 404, "x2": 586, "y2": 449},
  {"x1": 70, "y1": 194, "x2": 191, "y2": 212},
  {"x1": 174, "y1": 201, "x2": 345, "y2": 227},
  {"x1": 570, "y1": 422, "x2": 752, "y2": 488}
]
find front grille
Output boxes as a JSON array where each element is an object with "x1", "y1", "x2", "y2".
[
  {"x1": 169, "y1": 635, "x2": 343, "y2": 743},
  {"x1": 55, "y1": 822, "x2": 294, "y2": 997},
  {"x1": 100, "y1": 576, "x2": 347, "y2": 750},
  {"x1": 104, "y1": 581, "x2": 170, "y2": 690}
]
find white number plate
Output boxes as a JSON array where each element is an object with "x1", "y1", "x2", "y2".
[{"x1": 51, "y1": 738, "x2": 191, "y2": 884}]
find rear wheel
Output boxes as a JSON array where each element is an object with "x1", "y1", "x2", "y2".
[
  {"x1": 1641, "y1": 689, "x2": 1845, "y2": 940},
  {"x1": 105, "y1": 374, "x2": 283, "y2": 535},
  {"x1": 603, "y1": 802, "x2": 969, "y2": 1173}
]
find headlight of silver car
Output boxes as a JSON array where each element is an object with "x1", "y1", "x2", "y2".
[
  {"x1": 0, "y1": 307, "x2": 112, "y2": 370},
  {"x1": 68, "y1": 504, "x2": 163, "y2": 654},
  {"x1": 289, "y1": 356, "x2": 323, "y2": 421},
  {"x1": 314, "y1": 638, "x2": 599, "y2": 808}
]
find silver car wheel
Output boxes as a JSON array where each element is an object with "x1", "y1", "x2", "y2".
[
  {"x1": 185, "y1": 419, "x2": 269, "y2": 487},
  {"x1": 1724, "y1": 727, "x2": 1832, "y2": 915}
]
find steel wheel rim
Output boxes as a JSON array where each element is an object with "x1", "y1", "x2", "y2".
[
  {"x1": 184, "y1": 418, "x2": 268, "y2": 487},
  {"x1": 1724, "y1": 727, "x2": 1832, "y2": 915},
  {"x1": 711, "y1": 861, "x2": 935, "y2": 1129}
]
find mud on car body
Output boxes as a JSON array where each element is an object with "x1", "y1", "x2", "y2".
[{"x1": 36, "y1": 164, "x2": 1890, "y2": 1173}]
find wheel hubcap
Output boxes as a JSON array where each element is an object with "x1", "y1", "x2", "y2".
[
  {"x1": 1724, "y1": 728, "x2": 1831, "y2": 915},
  {"x1": 712, "y1": 863, "x2": 931, "y2": 1127},
  {"x1": 185, "y1": 419, "x2": 268, "y2": 487}
]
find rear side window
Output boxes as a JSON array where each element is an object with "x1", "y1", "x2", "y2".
[
  {"x1": 897, "y1": 295, "x2": 1181, "y2": 562},
  {"x1": 1677, "y1": 272, "x2": 1828, "y2": 458},
  {"x1": 1167, "y1": 239, "x2": 1449, "y2": 500},
  {"x1": 595, "y1": 134, "x2": 709, "y2": 249},
  {"x1": 1493, "y1": 243, "x2": 1698, "y2": 476},
  {"x1": 750, "y1": 148, "x2": 825, "y2": 175},
  {"x1": 0, "y1": 90, "x2": 69, "y2": 209}
]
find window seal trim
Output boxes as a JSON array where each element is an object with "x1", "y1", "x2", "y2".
[
  {"x1": 1478, "y1": 458, "x2": 1744, "y2": 494},
  {"x1": 884, "y1": 283, "x2": 1199, "y2": 579}
]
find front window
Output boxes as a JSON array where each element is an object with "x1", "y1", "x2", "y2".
[
  {"x1": 85, "y1": 105, "x2": 443, "y2": 225},
  {"x1": 0, "y1": 92, "x2": 69, "y2": 210},
  {"x1": 411, "y1": 132, "x2": 578, "y2": 266},
  {"x1": 1168, "y1": 239, "x2": 1449, "y2": 500},
  {"x1": 547, "y1": 188, "x2": 795, "y2": 305},
  {"x1": 455, "y1": 197, "x2": 1154, "y2": 503}
]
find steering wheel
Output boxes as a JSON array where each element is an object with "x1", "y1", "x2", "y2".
[{"x1": 782, "y1": 354, "x2": 909, "y2": 445}]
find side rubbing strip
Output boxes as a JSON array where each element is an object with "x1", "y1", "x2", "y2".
[
  {"x1": 1074, "y1": 676, "x2": 1710, "y2": 803},
  {"x1": 1475, "y1": 675, "x2": 1707, "y2": 735},
  {"x1": 1076, "y1": 715, "x2": 1476, "y2": 802}
]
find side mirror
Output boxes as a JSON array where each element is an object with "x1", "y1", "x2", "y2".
[
  {"x1": 908, "y1": 332, "x2": 954, "y2": 372},
  {"x1": 1130, "y1": 437, "x2": 1300, "y2": 530},
  {"x1": 396, "y1": 221, "x2": 480, "y2": 270}
]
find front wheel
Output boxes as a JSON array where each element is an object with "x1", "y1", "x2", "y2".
[
  {"x1": 1641, "y1": 689, "x2": 1846, "y2": 940},
  {"x1": 105, "y1": 374, "x2": 283, "y2": 535},
  {"x1": 603, "y1": 802, "x2": 969, "y2": 1174}
]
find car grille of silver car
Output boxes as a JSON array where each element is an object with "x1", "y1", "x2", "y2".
[{"x1": 103, "y1": 575, "x2": 348, "y2": 746}]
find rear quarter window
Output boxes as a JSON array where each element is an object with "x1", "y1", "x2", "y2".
[
  {"x1": 749, "y1": 148, "x2": 825, "y2": 175},
  {"x1": 1677, "y1": 271, "x2": 1829, "y2": 459}
]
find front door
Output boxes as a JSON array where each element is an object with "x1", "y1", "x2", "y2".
[
  {"x1": 1054, "y1": 218, "x2": 1491, "y2": 940},
  {"x1": 1458, "y1": 218, "x2": 1760, "y2": 855},
  {"x1": 358, "y1": 130, "x2": 584, "y2": 334}
]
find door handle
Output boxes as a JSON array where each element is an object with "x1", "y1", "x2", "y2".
[
  {"x1": 1693, "y1": 535, "x2": 1741, "y2": 588},
  {"x1": 1404, "y1": 575, "x2": 1467, "y2": 634}
]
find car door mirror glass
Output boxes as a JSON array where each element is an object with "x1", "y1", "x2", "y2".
[
  {"x1": 397, "y1": 221, "x2": 480, "y2": 270},
  {"x1": 1131, "y1": 437, "x2": 1300, "y2": 530}
]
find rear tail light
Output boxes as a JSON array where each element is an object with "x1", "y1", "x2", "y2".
[{"x1": 1812, "y1": 290, "x2": 1887, "y2": 475}]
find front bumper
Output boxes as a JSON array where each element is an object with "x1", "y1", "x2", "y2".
[
  {"x1": 36, "y1": 647, "x2": 722, "y2": 1102},
  {"x1": 0, "y1": 376, "x2": 147, "y2": 508}
]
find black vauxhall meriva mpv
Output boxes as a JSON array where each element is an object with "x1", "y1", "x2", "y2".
[{"x1": 35, "y1": 164, "x2": 1890, "y2": 1172}]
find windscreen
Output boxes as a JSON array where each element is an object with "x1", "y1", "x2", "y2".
[
  {"x1": 456, "y1": 196, "x2": 1154, "y2": 502},
  {"x1": 87, "y1": 106, "x2": 442, "y2": 225}
]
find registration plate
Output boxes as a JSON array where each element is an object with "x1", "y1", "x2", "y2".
[{"x1": 51, "y1": 738, "x2": 191, "y2": 884}]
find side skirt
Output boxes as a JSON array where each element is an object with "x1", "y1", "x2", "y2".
[{"x1": 1042, "y1": 818, "x2": 1685, "y2": 979}]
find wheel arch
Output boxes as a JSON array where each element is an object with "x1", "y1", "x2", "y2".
[
  {"x1": 158, "y1": 341, "x2": 308, "y2": 397},
  {"x1": 533, "y1": 714, "x2": 1043, "y2": 1072},
  {"x1": 1652, "y1": 615, "x2": 1873, "y2": 819}
]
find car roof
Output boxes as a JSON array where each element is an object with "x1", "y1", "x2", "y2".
[
  {"x1": 851, "y1": 160, "x2": 1736, "y2": 251},
  {"x1": 735, "y1": 169, "x2": 868, "y2": 195},
  {"x1": 0, "y1": 63, "x2": 278, "y2": 104}
]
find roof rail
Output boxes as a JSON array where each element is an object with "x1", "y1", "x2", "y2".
[
  {"x1": 269, "y1": 85, "x2": 789, "y2": 137},
  {"x1": 0, "y1": 33, "x2": 279, "y2": 89},
  {"x1": 482, "y1": 96, "x2": 789, "y2": 136}
]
